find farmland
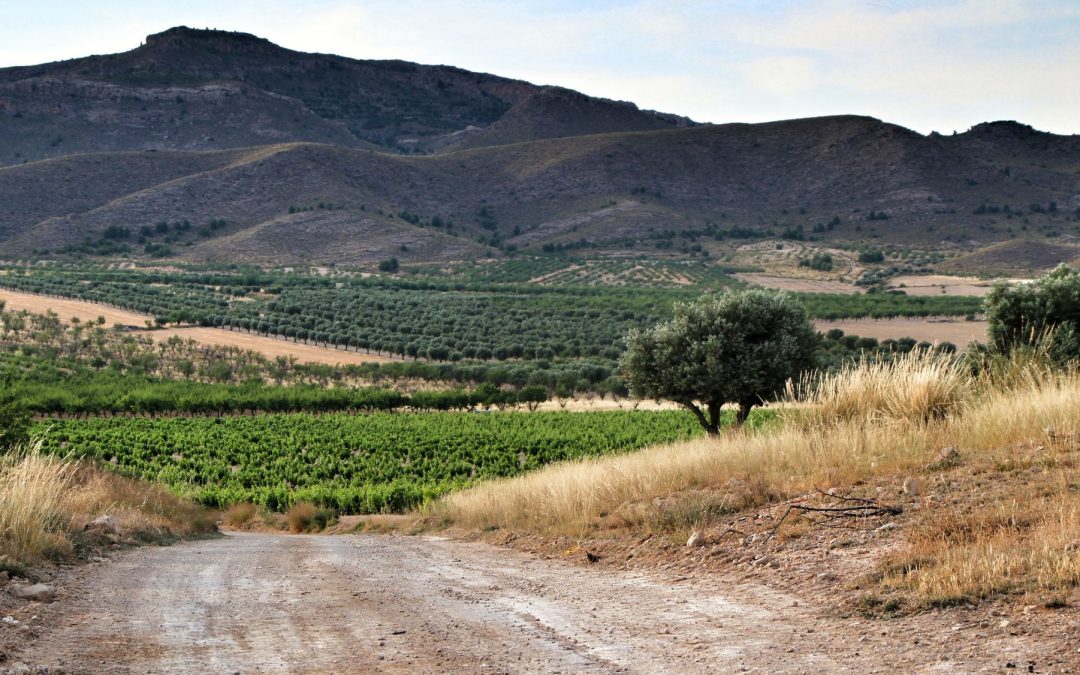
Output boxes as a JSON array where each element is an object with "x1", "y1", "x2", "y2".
[
  {"x1": 33, "y1": 410, "x2": 710, "y2": 511},
  {"x1": 0, "y1": 263, "x2": 983, "y2": 364}
]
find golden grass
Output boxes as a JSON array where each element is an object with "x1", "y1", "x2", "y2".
[
  {"x1": 439, "y1": 352, "x2": 1080, "y2": 606},
  {"x1": 0, "y1": 442, "x2": 75, "y2": 561},
  {"x1": 285, "y1": 501, "x2": 317, "y2": 533},
  {"x1": 786, "y1": 349, "x2": 973, "y2": 425},
  {"x1": 0, "y1": 442, "x2": 216, "y2": 564},
  {"x1": 222, "y1": 502, "x2": 259, "y2": 529}
]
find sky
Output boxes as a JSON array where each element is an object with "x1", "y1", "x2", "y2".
[{"x1": 2, "y1": 0, "x2": 1078, "y2": 135}]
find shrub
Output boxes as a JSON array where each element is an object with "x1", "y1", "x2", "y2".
[
  {"x1": 285, "y1": 501, "x2": 317, "y2": 532},
  {"x1": 985, "y1": 264, "x2": 1080, "y2": 362},
  {"x1": 223, "y1": 502, "x2": 259, "y2": 529}
]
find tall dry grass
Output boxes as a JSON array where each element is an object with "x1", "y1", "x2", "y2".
[
  {"x1": 786, "y1": 349, "x2": 973, "y2": 426},
  {"x1": 0, "y1": 441, "x2": 75, "y2": 561},
  {"x1": 439, "y1": 350, "x2": 1080, "y2": 604},
  {"x1": 0, "y1": 441, "x2": 216, "y2": 564}
]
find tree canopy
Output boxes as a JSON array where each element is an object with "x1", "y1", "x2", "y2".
[
  {"x1": 620, "y1": 290, "x2": 819, "y2": 433},
  {"x1": 985, "y1": 264, "x2": 1080, "y2": 361}
]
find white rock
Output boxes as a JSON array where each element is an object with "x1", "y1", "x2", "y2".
[
  {"x1": 686, "y1": 531, "x2": 706, "y2": 548},
  {"x1": 12, "y1": 583, "x2": 55, "y2": 602},
  {"x1": 85, "y1": 515, "x2": 121, "y2": 535}
]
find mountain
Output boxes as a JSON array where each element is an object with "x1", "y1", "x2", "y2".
[
  {"x1": 0, "y1": 26, "x2": 691, "y2": 163},
  {"x1": 0, "y1": 28, "x2": 1078, "y2": 267}
]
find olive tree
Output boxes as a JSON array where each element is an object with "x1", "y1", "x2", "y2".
[
  {"x1": 985, "y1": 264, "x2": 1080, "y2": 362},
  {"x1": 620, "y1": 290, "x2": 819, "y2": 434}
]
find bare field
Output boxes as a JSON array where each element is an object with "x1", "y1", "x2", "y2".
[
  {"x1": 137, "y1": 327, "x2": 398, "y2": 365},
  {"x1": 0, "y1": 288, "x2": 151, "y2": 326},
  {"x1": 815, "y1": 317, "x2": 988, "y2": 344},
  {"x1": 735, "y1": 273, "x2": 860, "y2": 294},
  {"x1": 0, "y1": 288, "x2": 393, "y2": 365},
  {"x1": 888, "y1": 274, "x2": 994, "y2": 297}
]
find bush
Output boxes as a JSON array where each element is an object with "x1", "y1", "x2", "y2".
[
  {"x1": 285, "y1": 501, "x2": 317, "y2": 533},
  {"x1": 223, "y1": 502, "x2": 259, "y2": 529},
  {"x1": 985, "y1": 264, "x2": 1080, "y2": 362},
  {"x1": 378, "y1": 257, "x2": 400, "y2": 273}
]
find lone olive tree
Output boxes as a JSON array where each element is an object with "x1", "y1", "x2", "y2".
[{"x1": 620, "y1": 290, "x2": 819, "y2": 434}]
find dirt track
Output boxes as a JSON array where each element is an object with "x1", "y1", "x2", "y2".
[{"x1": 13, "y1": 533, "x2": 1055, "y2": 673}]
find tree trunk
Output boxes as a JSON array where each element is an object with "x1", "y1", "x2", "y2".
[
  {"x1": 682, "y1": 401, "x2": 720, "y2": 435},
  {"x1": 735, "y1": 401, "x2": 755, "y2": 427}
]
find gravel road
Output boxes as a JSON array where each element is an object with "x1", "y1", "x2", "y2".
[{"x1": 14, "y1": 533, "x2": 1055, "y2": 673}]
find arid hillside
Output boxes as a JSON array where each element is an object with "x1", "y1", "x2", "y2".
[
  {"x1": 1, "y1": 117, "x2": 1078, "y2": 265},
  {"x1": 0, "y1": 27, "x2": 1078, "y2": 265},
  {"x1": 0, "y1": 26, "x2": 690, "y2": 162}
]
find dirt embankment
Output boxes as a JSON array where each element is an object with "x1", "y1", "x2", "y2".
[{"x1": 7, "y1": 532, "x2": 1066, "y2": 673}]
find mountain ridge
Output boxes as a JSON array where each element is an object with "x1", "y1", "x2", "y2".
[{"x1": 0, "y1": 28, "x2": 1077, "y2": 268}]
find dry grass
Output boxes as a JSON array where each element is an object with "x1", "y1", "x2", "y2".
[
  {"x1": 0, "y1": 442, "x2": 216, "y2": 565},
  {"x1": 439, "y1": 352, "x2": 1080, "y2": 606},
  {"x1": 285, "y1": 501, "x2": 317, "y2": 533},
  {"x1": 0, "y1": 442, "x2": 75, "y2": 561},
  {"x1": 222, "y1": 502, "x2": 259, "y2": 529},
  {"x1": 787, "y1": 349, "x2": 973, "y2": 425}
]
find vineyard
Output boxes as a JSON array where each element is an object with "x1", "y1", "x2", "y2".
[
  {"x1": 0, "y1": 264, "x2": 983, "y2": 365},
  {"x1": 33, "y1": 410, "x2": 714, "y2": 512}
]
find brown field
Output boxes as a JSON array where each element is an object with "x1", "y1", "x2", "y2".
[
  {"x1": 136, "y1": 328, "x2": 398, "y2": 365},
  {"x1": 815, "y1": 317, "x2": 988, "y2": 345},
  {"x1": 888, "y1": 274, "x2": 995, "y2": 297},
  {"x1": 735, "y1": 273, "x2": 860, "y2": 295},
  {"x1": 0, "y1": 288, "x2": 393, "y2": 365},
  {"x1": 0, "y1": 288, "x2": 151, "y2": 326}
]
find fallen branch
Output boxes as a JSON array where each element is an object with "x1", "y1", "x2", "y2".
[{"x1": 760, "y1": 493, "x2": 902, "y2": 545}]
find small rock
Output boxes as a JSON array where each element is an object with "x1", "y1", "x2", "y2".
[
  {"x1": 2, "y1": 616, "x2": 18, "y2": 625},
  {"x1": 998, "y1": 619, "x2": 1011, "y2": 629},
  {"x1": 85, "y1": 515, "x2": 121, "y2": 536},
  {"x1": 751, "y1": 555, "x2": 773, "y2": 567},
  {"x1": 686, "y1": 531, "x2": 706, "y2": 548},
  {"x1": 816, "y1": 572, "x2": 839, "y2": 582},
  {"x1": 12, "y1": 583, "x2": 55, "y2": 602},
  {"x1": 876, "y1": 522, "x2": 898, "y2": 532}
]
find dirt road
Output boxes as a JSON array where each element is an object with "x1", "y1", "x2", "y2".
[{"x1": 15, "y1": 533, "x2": 1050, "y2": 673}]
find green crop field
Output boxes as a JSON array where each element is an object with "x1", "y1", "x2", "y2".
[{"x1": 34, "y1": 410, "x2": 729, "y2": 512}]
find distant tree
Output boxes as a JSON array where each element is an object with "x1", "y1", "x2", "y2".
[
  {"x1": 620, "y1": 290, "x2": 819, "y2": 433},
  {"x1": 378, "y1": 258, "x2": 400, "y2": 273}
]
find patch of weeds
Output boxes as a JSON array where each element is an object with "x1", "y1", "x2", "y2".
[
  {"x1": 0, "y1": 557, "x2": 31, "y2": 580},
  {"x1": 853, "y1": 593, "x2": 906, "y2": 618},
  {"x1": 1042, "y1": 595, "x2": 1069, "y2": 609}
]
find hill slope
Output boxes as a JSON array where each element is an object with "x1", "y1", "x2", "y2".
[
  {"x1": 1, "y1": 115, "x2": 1078, "y2": 265},
  {"x1": 0, "y1": 28, "x2": 1078, "y2": 266},
  {"x1": 0, "y1": 26, "x2": 691, "y2": 163}
]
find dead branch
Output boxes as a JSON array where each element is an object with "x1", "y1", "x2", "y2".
[{"x1": 761, "y1": 494, "x2": 902, "y2": 545}]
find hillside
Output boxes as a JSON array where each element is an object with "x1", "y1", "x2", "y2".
[
  {"x1": 0, "y1": 27, "x2": 1078, "y2": 266},
  {"x1": 0, "y1": 26, "x2": 690, "y2": 162},
  {"x1": 1, "y1": 117, "x2": 1079, "y2": 265}
]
